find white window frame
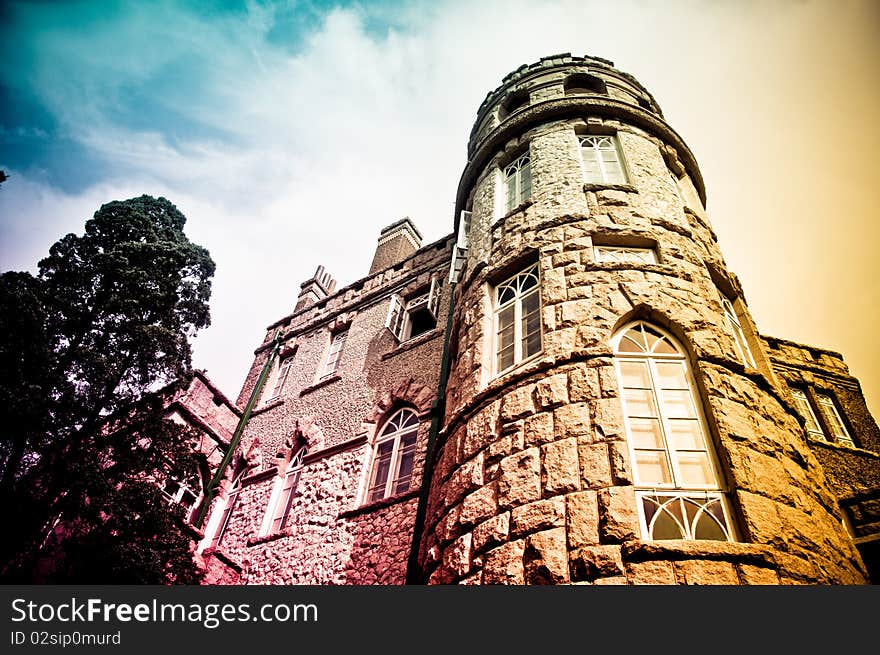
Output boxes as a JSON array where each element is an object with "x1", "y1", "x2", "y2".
[
  {"x1": 204, "y1": 471, "x2": 244, "y2": 551},
  {"x1": 450, "y1": 210, "x2": 472, "y2": 283},
  {"x1": 493, "y1": 263, "x2": 542, "y2": 377},
  {"x1": 790, "y1": 388, "x2": 825, "y2": 440},
  {"x1": 613, "y1": 321, "x2": 735, "y2": 542},
  {"x1": 161, "y1": 478, "x2": 198, "y2": 521},
  {"x1": 594, "y1": 245, "x2": 657, "y2": 264},
  {"x1": 385, "y1": 277, "x2": 441, "y2": 343},
  {"x1": 263, "y1": 354, "x2": 295, "y2": 403},
  {"x1": 720, "y1": 294, "x2": 757, "y2": 369},
  {"x1": 365, "y1": 408, "x2": 420, "y2": 503},
  {"x1": 504, "y1": 151, "x2": 532, "y2": 213},
  {"x1": 260, "y1": 446, "x2": 308, "y2": 536},
  {"x1": 579, "y1": 134, "x2": 627, "y2": 184},
  {"x1": 319, "y1": 331, "x2": 346, "y2": 379},
  {"x1": 816, "y1": 393, "x2": 855, "y2": 448}
]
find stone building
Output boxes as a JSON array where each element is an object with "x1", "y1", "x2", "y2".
[{"x1": 195, "y1": 54, "x2": 880, "y2": 585}]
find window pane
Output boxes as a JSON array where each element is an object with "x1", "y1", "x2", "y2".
[
  {"x1": 619, "y1": 360, "x2": 651, "y2": 388},
  {"x1": 660, "y1": 389, "x2": 696, "y2": 418},
  {"x1": 624, "y1": 388, "x2": 658, "y2": 417},
  {"x1": 675, "y1": 451, "x2": 714, "y2": 486},
  {"x1": 520, "y1": 162, "x2": 532, "y2": 201},
  {"x1": 667, "y1": 419, "x2": 703, "y2": 451},
  {"x1": 694, "y1": 508, "x2": 729, "y2": 541},
  {"x1": 635, "y1": 450, "x2": 671, "y2": 485},
  {"x1": 649, "y1": 497, "x2": 685, "y2": 540},
  {"x1": 654, "y1": 361, "x2": 688, "y2": 389},
  {"x1": 629, "y1": 418, "x2": 664, "y2": 449}
]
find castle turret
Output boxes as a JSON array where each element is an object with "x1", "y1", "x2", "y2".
[{"x1": 419, "y1": 54, "x2": 870, "y2": 584}]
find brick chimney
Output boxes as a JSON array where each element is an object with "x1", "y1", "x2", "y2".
[
  {"x1": 294, "y1": 265, "x2": 337, "y2": 313},
  {"x1": 369, "y1": 217, "x2": 422, "y2": 275}
]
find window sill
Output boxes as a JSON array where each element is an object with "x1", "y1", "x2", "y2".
[
  {"x1": 300, "y1": 374, "x2": 341, "y2": 396},
  {"x1": 492, "y1": 351, "x2": 544, "y2": 384},
  {"x1": 251, "y1": 398, "x2": 284, "y2": 416},
  {"x1": 247, "y1": 530, "x2": 292, "y2": 547},
  {"x1": 621, "y1": 539, "x2": 775, "y2": 566},
  {"x1": 497, "y1": 199, "x2": 534, "y2": 223},
  {"x1": 583, "y1": 182, "x2": 638, "y2": 193},
  {"x1": 338, "y1": 488, "x2": 420, "y2": 519},
  {"x1": 381, "y1": 327, "x2": 444, "y2": 360},
  {"x1": 806, "y1": 436, "x2": 878, "y2": 458}
]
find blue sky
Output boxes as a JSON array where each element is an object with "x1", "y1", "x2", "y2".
[{"x1": 1, "y1": 0, "x2": 878, "y2": 415}]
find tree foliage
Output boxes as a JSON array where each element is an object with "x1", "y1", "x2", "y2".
[{"x1": 0, "y1": 195, "x2": 216, "y2": 583}]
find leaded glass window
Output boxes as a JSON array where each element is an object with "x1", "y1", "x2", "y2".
[
  {"x1": 613, "y1": 321, "x2": 734, "y2": 542},
  {"x1": 367, "y1": 408, "x2": 420, "y2": 502},
  {"x1": 579, "y1": 135, "x2": 627, "y2": 184},
  {"x1": 494, "y1": 263, "x2": 542, "y2": 376},
  {"x1": 504, "y1": 151, "x2": 532, "y2": 212}
]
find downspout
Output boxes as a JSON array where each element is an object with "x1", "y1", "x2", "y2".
[
  {"x1": 194, "y1": 332, "x2": 282, "y2": 530},
  {"x1": 405, "y1": 265, "x2": 458, "y2": 584}
]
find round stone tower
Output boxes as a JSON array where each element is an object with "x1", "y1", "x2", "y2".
[{"x1": 419, "y1": 54, "x2": 868, "y2": 584}]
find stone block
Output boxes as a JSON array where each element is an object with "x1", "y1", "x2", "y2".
[
  {"x1": 568, "y1": 364, "x2": 599, "y2": 402},
  {"x1": 543, "y1": 267, "x2": 567, "y2": 304},
  {"x1": 439, "y1": 532, "x2": 473, "y2": 583},
  {"x1": 598, "y1": 487, "x2": 640, "y2": 543},
  {"x1": 483, "y1": 540, "x2": 525, "y2": 585},
  {"x1": 737, "y1": 564, "x2": 780, "y2": 585},
  {"x1": 534, "y1": 373, "x2": 569, "y2": 409},
  {"x1": 554, "y1": 402, "x2": 591, "y2": 439},
  {"x1": 569, "y1": 545, "x2": 624, "y2": 582},
  {"x1": 473, "y1": 513, "x2": 510, "y2": 553},
  {"x1": 592, "y1": 397, "x2": 625, "y2": 440},
  {"x1": 510, "y1": 497, "x2": 566, "y2": 537},
  {"x1": 626, "y1": 560, "x2": 677, "y2": 585},
  {"x1": 498, "y1": 448, "x2": 541, "y2": 509},
  {"x1": 578, "y1": 440, "x2": 612, "y2": 488},
  {"x1": 608, "y1": 441, "x2": 633, "y2": 485},
  {"x1": 524, "y1": 412, "x2": 555, "y2": 448},
  {"x1": 542, "y1": 437, "x2": 581, "y2": 495},
  {"x1": 460, "y1": 483, "x2": 498, "y2": 526},
  {"x1": 524, "y1": 528, "x2": 570, "y2": 584},
  {"x1": 566, "y1": 490, "x2": 600, "y2": 548},
  {"x1": 501, "y1": 385, "x2": 537, "y2": 422},
  {"x1": 674, "y1": 559, "x2": 739, "y2": 585}
]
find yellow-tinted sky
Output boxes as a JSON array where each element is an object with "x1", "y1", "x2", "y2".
[{"x1": 0, "y1": 0, "x2": 877, "y2": 419}]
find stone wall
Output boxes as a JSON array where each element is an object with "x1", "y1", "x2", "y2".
[{"x1": 202, "y1": 235, "x2": 453, "y2": 584}]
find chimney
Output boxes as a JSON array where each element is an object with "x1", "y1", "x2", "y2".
[
  {"x1": 294, "y1": 265, "x2": 337, "y2": 313},
  {"x1": 369, "y1": 217, "x2": 422, "y2": 275}
]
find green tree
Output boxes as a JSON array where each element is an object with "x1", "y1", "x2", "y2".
[{"x1": 0, "y1": 195, "x2": 215, "y2": 583}]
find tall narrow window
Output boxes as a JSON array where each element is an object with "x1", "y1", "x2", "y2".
[
  {"x1": 264, "y1": 354, "x2": 294, "y2": 403},
  {"x1": 790, "y1": 388, "x2": 825, "y2": 440},
  {"x1": 816, "y1": 393, "x2": 855, "y2": 448},
  {"x1": 613, "y1": 321, "x2": 734, "y2": 542},
  {"x1": 320, "y1": 331, "x2": 346, "y2": 379},
  {"x1": 494, "y1": 263, "x2": 542, "y2": 376},
  {"x1": 720, "y1": 294, "x2": 757, "y2": 368},
  {"x1": 263, "y1": 446, "x2": 307, "y2": 535},
  {"x1": 367, "y1": 408, "x2": 419, "y2": 502},
  {"x1": 504, "y1": 151, "x2": 532, "y2": 212},
  {"x1": 207, "y1": 471, "x2": 244, "y2": 549},
  {"x1": 579, "y1": 135, "x2": 627, "y2": 184}
]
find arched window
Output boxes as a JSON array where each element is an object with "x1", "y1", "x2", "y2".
[
  {"x1": 503, "y1": 150, "x2": 532, "y2": 212},
  {"x1": 262, "y1": 445, "x2": 308, "y2": 535},
  {"x1": 612, "y1": 321, "x2": 734, "y2": 542},
  {"x1": 367, "y1": 408, "x2": 419, "y2": 503},
  {"x1": 494, "y1": 263, "x2": 542, "y2": 375}
]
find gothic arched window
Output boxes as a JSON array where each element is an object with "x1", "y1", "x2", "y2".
[
  {"x1": 367, "y1": 408, "x2": 419, "y2": 503},
  {"x1": 262, "y1": 445, "x2": 308, "y2": 535},
  {"x1": 504, "y1": 150, "x2": 532, "y2": 212},
  {"x1": 612, "y1": 321, "x2": 734, "y2": 542}
]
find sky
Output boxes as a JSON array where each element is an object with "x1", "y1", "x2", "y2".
[{"x1": 1, "y1": 0, "x2": 878, "y2": 417}]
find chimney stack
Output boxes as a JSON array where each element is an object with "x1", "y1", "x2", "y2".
[
  {"x1": 294, "y1": 265, "x2": 337, "y2": 313},
  {"x1": 369, "y1": 217, "x2": 422, "y2": 275}
]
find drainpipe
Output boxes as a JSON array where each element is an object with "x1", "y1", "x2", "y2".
[
  {"x1": 406, "y1": 260, "x2": 459, "y2": 584},
  {"x1": 194, "y1": 332, "x2": 282, "y2": 530}
]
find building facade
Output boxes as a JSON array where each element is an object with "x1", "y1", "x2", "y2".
[{"x1": 195, "y1": 54, "x2": 880, "y2": 585}]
